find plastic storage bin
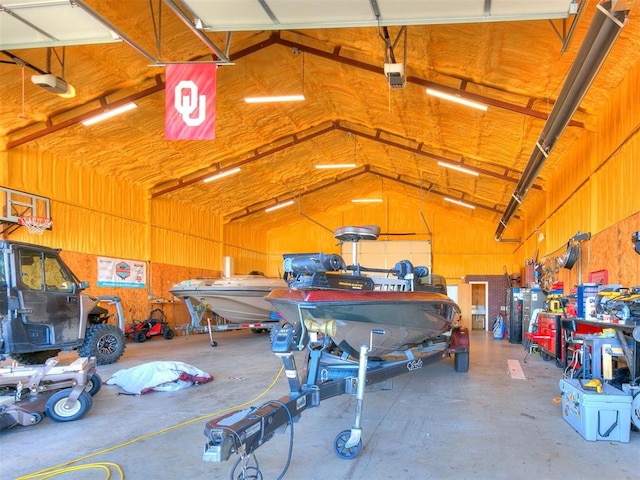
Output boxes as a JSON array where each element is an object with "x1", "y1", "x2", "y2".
[{"x1": 559, "y1": 379, "x2": 631, "y2": 442}]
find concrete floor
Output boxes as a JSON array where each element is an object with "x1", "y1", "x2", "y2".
[{"x1": 1, "y1": 329, "x2": 637, "y2": 480}]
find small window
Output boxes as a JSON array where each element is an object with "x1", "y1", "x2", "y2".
[
  {"x1": 44, "y1": 254, "x2": 73, "y2": 293},
  {"x1": 20, "y1": 251, "x2": 43, "y2": 291}
]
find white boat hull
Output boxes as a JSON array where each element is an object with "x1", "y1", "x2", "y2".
[{"x1": 170, "y1": 276, "x2": 286, "y2": 324}]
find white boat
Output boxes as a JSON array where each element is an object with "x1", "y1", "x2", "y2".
[{"x1": 170, "y1": 273, "x2": 286, "y2": 324}]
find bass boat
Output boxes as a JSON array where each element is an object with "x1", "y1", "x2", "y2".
[
  {"x1": 266, "y1": 225, "x2": 461, "y2": 358},
  {"x1": 202, "y1": 226, "x2": 469, "y2": 473}
]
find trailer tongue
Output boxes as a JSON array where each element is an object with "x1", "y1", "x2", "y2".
[{"x1": 203, "y1": 319, "x2": 468, "y2": 477}]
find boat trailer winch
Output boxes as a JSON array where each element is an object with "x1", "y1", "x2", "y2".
[{"x1": 202, "y1": 320, "x2": 469, "y2": 473}]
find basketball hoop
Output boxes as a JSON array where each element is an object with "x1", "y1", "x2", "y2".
[{"x1": 18, "y1": 216, "x2": 53, "y2": 235}]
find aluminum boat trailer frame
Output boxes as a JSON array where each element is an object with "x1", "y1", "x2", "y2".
[
  {"x1": 0, "y1": 356, "x2": 99, "y2": 429},
  {"x1": 182, "y1": 297, "x2": 278, "y2": 347},
  {"x1": 203, "y1": 322, "x2": 469, "y2": 467}
]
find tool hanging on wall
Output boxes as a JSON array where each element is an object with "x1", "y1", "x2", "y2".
[{"x1": 557, "y1": 231, "x2": 591, "y2": 284}]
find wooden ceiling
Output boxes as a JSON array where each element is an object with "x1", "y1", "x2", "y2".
[{"x1": 1, "y1": 1, "x2": 639, "y2": 235}]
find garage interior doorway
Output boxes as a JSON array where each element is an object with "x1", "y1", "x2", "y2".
[{"x1": 470, "y1": 282, "x2": 488, "y2": 331}]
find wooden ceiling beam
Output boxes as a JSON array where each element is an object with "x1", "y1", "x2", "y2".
[
  {"x1": 6, "y1": 75, "x2": 165, "y2": 149},
  {"x1": 225, "y1": 165, "x2": 370, "y2": 222},
  {"x1": 334, "y1": 122, "x2": 541, "y2": 189},
  {"x1": 151, "y1": 121, "x2": 337, "y2": 197},
  {"x1": 224, "y1": 164, "x2": 510, "y2": 223},
  {"x1": 153, "y1": 119, "x2": 542, "y2": 198},
  {"x1": 273, "y1": 33, "x2": 584, "y2": 128}
]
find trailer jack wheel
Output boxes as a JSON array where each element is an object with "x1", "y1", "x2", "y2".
[{"x1": 334, "y1": 430, "x2": 362, "y2": 459}]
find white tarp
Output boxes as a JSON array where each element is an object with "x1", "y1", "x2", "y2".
[{"x1": 106, "y1": 361, "x2": 213, "y2": 395}]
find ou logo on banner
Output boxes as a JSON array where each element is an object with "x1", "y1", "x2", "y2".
[{"x1": 174, "y1": 80, "x2": 206, "y2": 126}]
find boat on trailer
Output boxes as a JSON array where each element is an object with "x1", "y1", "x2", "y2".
[
  {"x1": 267, "y1": 225, "x2": 459, "y2": 358},
  {"x1": 202, "y1": 225, "x2": 469, "y2": 477},
  {"x1": 169, "y1": 273, "x2": 286, "y2": 339}
]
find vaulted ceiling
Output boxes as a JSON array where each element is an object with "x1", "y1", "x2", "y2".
[{"x1": 1, "y1": 1, "x2": 639, "y2": 237}]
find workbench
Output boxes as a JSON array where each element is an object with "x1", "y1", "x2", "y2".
[{"x1": 561, "y1": 318, "x2": 639, "y2": 381}]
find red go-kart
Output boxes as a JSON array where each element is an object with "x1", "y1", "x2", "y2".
[{"x1": 125, "y1": 309, "x2": 175, "y2": 343}]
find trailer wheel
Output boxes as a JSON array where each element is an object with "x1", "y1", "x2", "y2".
[
  {"x1": 45, "y1": 390, "x2": 93, "y2": 422},
  {"x1": 85, "y1": 373, "x2": 102, "y2": 396},
  {"x1": 78, "y1": 324, "x2": 126, "y2": 365},
  {"x1": 454, "y1": 351, "x2": 469, "y2": 372},
  {"x1": 334, "y1": 430, "x2": 362, "y2": 459}
]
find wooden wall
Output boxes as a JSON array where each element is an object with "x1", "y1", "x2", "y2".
[
  {"x1": 1, "y1": 147, "x2": 225, "y2": 321},
  {"x1": 223, "y1": 223, "x2": 269, "y2": 275},
  {"x1": 513, "y1": 50, "x2": 640, "y2": 289}
]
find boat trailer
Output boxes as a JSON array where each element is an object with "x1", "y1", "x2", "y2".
[
  {"x1": 182, "y1": 297, "x2": 279, "y2": 347},
  {"x1": 0, "y1": 356, "x2": 99, "y2": 429},
  {"x1": 202, "y1": 321, "x2": 469, "y2": 475}
]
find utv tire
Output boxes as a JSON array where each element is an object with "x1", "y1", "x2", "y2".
[
  {"x1": 10, "y1": 350, "x2": 60, "y2": 365},
  {"x1": 45, "y1": 390, "x2": 93, "y2": 422},
  {"x1": 78, "y1": 324, "x2": 126, "y2": 365}
]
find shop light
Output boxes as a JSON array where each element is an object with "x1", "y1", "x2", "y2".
[
  {"x1": 437, "y1": 161, "x2": 479, "y2": 176},
  {"x1": 82, "y1": 103, "x2": 137, "y2": 126},
  {"x1": 203, "y1": 168, "x2": 241, "y2": 183},
  {"x1": 244, "y1": 95, "x2": 305, "y2": 104},
  {"x1": 444, "y1": 197, "x2": 475, "y2": 209},
  {"x1": 265, "y1": 200, "x2": 294, "y2": 212},
  {"x1": 315, "y1": 163, "x2": 357, "y2": 169},
  {"x1": 426, "y1": 88, "x2": 487, "y2": 111}
]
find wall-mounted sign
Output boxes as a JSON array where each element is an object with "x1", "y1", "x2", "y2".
[{"x1": 97, "y1": 256, "x2": 146, "y2": 289}]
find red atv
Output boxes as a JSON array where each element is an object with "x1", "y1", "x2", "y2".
[{"x1": 125, "y1": 309, "x2": 175, "y2": 343}]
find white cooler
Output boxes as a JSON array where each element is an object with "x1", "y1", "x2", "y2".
[{"x1": 559, "y1": 378, "x2": 631, "y2": 442}]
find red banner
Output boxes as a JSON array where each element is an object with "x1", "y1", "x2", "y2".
[{"x1": 165, "y1": 63, "x2": 216, "y2": 140}]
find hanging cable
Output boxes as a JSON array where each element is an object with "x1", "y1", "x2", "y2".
[
  {"x1": 149, "y1": 0, "x2": 162, "y2": 60},
  {"x1": 16, "y1": 365, "x2": 285, "y2": 480}
]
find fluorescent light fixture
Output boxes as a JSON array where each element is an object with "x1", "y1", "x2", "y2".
[
  {"x1": 265, "y1": 200, "x2": 294, "y2": 212},
  {"x1": 82, "y1": 103, "x2": 137, "y2": 126},
  {"x1": 315, "y1": 163, "x2": 357, "y2": 169},
  {"x1": 444, "y1": 197, "x2": 475, "y2": 209},
  {"x1": 203, "y1": 167, "x2": 241, "y2": 183},
  {"x1": 437, "y1": 161, "x2": 479, "y2": 176},
  {"x1": 351, "y1": 198, "x2": 383, "y2": 203},
  {"x1": 426, "y1": 88, "x2": 488, "y2": 111},
  {"x1": 244, "y1": 95, "x2": 305, "y2": 104}
]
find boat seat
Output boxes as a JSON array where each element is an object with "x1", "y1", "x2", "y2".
[{"x1": 334, "y1": 225, "x2": 380, "y2": 242}]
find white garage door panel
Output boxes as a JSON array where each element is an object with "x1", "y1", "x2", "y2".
[{"x1": 341, "y1": 240, "x2": 431, "y2": 273}]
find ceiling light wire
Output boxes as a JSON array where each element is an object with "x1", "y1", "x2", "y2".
[
  {"x1": 149, "y1": 0, "x2": 163, "y2": 61},
  {"x1": 19, "y1": 66, "x2": 27, "y2": 120},
  {"x1": 300, "y1": 49, "x2": 305, "y2": 96}
]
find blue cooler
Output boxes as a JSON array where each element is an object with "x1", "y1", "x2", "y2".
[{"x1": 559, "y1": 379, "x2": 631, "y2": 442}]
